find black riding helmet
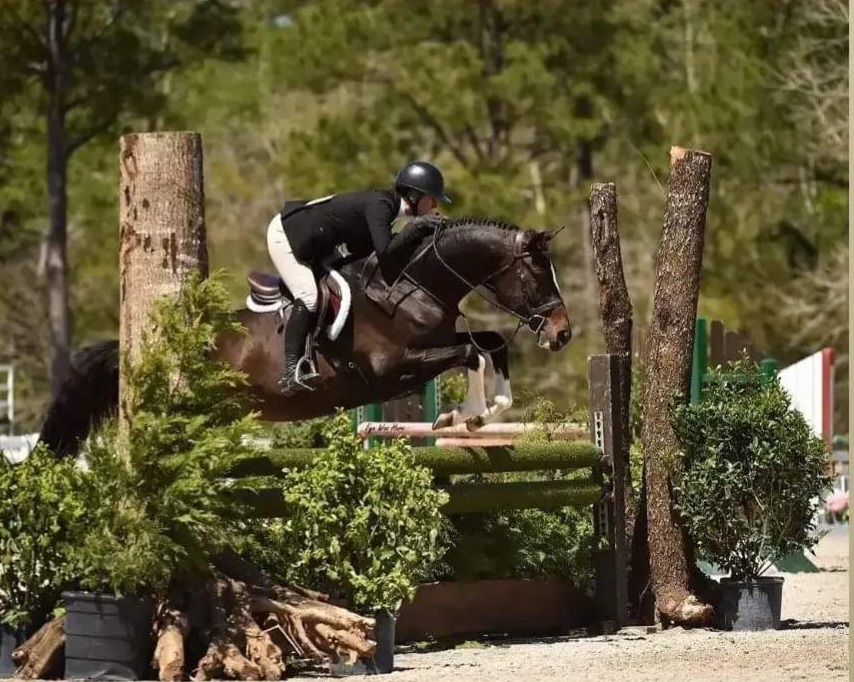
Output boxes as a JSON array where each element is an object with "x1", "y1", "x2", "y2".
[{"x1": 394, "y1": 161, "x2": 452, "y2": 207}]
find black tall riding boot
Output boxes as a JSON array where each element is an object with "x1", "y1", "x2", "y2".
[{"x1": 279, "y1": 301, "x2": 319, "y2": 395}]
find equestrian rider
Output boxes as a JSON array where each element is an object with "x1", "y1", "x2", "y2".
[{"x1": 267, "y1": 160, "x2": 452, "y2": 395}]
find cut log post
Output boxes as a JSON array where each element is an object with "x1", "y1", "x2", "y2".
[
  {"x1": 640, "y1": 146, "x2": 714, "y2": 627},
  {"x1": 153, "y1": 603, "x2": 190, "y2": 681},
  {"x1": 13, "y1": 615, "x2": 65, "y2": 679},
  {"x1": 589, "y1": 182, "x2": 636, "y2": 540},
  {"x1": 118, "y1": 131, "x2": 209, "y2": 447}
]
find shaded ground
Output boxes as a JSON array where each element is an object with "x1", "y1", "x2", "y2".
[{"x1": 302, "y1": 526, "x2": 849, "y2": 682}]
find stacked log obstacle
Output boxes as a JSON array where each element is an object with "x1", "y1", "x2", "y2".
[{"x1": 230, "y1": 354, "x2": 629, "y2": 639}]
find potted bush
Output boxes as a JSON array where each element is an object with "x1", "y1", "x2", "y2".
[
  {"x1": 671, "y1": 357, "x2": 831, "y2": 631},
  {"x1": 60, "y1": 427, "x2": 174, "y2": 681},
  {"x1": 249, "y1": 411, "x2": 448, "y2": 674},
  {"x1": 0, "y1": 446, "x2": 83, "y2": 678},
  {"x1": 59, "y1": 274, "x2": 262, "y2": 680}
]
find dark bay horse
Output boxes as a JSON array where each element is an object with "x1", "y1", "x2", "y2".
[{"x1": 38, "y1": 216, "x2": 572, "y2": 458}]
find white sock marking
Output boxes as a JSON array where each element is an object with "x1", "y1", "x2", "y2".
[
  {"x1": 486, "y1": 369, "x2": 513, "y2": 418},
  {"x1": 454, "y1": 354, "x2": 488, "y2": 424}
]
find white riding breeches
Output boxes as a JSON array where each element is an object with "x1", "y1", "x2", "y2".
[{"x1": 266, "y1": 213, "x2": 318, "y2": 312}]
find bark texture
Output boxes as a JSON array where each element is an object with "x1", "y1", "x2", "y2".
[
  {"x1": 153, "y1": 600, "x2": 190, "y2": 681},
  {"x1": 588, "y1": 182, "x2": 635, "y2": 540},
  {"x1": 640, "y1": 146, "x2": 714, "y2": 627},
  {"x1": 118, "y1": 132, "x2": 209, "y2": 439},
  {"x1": 12, "y1": 614, "x2": 65, "y2": 679}
]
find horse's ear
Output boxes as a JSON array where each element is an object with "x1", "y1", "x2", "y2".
[{"x1": 542, "y1": 225, "x2": 566, "y2": 242}]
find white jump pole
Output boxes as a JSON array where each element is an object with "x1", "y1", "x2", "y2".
[{"x1": 356, "y1": 421, "x2": 589, "y2": 442}]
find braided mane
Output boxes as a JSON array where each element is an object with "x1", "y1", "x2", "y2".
[
  {"x1": 443, "y1": 215, "x2": 521, "y2": 232},
  {"x1": 396, "y1": 213, "x2": 525, "y2": 249}
]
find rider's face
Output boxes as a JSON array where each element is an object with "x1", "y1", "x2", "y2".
[{"x1": 415, "y1": 195, "x2": 438, "y2": 215}]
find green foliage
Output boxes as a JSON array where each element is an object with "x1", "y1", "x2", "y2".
[
  {"x1": 0, "y1": 445, "x2": 84, "y2": 629},
  {"x1": 671, "y1": 357, "x2": 832, "y2": 581},
  {"x1": 516, "y1": 394, "x2": 588, "y2": 438},
  {"x1": 67, "y1": 271, "x2": 263, "y2": 596},
  {"x1": 268, "y1": 418, "x2": 331, "y2": 449},
  {"x1": 430, "y1": 503, "x2": 595, "y2": 588},
  {"x1": 246, "y1": 411, "x2": 448, "y2": 614},
  {"x1": 438, "y1": 371, "x2": 467, "y2": 412},
  {"x1": 0, "y1": 1, "x2": 245, "y2": 148},
  {"x1": 64, "y1": 428, "x2": 178, "y2": 596},
  {"x1": 430, "y1": 395, "x2": 596, "y2": 586}
]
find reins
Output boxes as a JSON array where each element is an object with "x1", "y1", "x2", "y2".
[{"x1": 424, "y1": 222, "x2": 562, "y2": 354}]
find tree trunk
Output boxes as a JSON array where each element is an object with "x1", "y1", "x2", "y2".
[
  {"x1": 118, "y1": 132, "x2": 208, "y2": 442},
  {"x1": 640, "y1": 146, "x2": 714, "y2": 627},
  {"x1": 573, "y1": 137, "x2": 600, "y2": 358},
  {"x1": 45, "y1": 0, "x2": 72, "y2": 398},
  {"x1": 588, "y1": 183, "x2": 635, "y2": 540}
]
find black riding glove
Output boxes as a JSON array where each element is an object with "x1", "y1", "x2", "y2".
[
  {"x1": 377, "y1": 217, "x2": 440, "y2": 283},
  {"x1": 408, "y1": 213, "x2": 444, "y2": 233}
]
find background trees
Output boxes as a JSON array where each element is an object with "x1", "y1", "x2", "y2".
[{"x1": 0, "y1": 0, "x2": 847, "y2": 434}]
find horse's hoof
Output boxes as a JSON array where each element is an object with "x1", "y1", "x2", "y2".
[
  {"x1": 432, "y1": 412, "x2": 455, "y2": 430},
  {"x1": 465, "y1": 416, "x2": 485, "y2": 432}
]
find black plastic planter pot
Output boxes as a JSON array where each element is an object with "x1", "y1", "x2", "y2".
[
  {"x1": 718, "y1": 576, "x2": 784, "y2": 631},
  {"x1": 329, "y1": 609, "x2": 396, "y2": 676},
  {"x1": 0, "y1": 624, "x2": 32, "y2": 678},
  {"x1": 62, "y1": 591, "x2": 155, "y2": 680}
]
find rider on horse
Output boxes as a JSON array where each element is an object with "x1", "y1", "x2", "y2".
[{"x1": 267, "y1": 160, "x2": 452, "y2": 395}]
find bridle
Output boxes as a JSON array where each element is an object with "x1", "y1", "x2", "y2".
[{"x1": 427, "y1": 224, "x2": 564, "y2": 354}]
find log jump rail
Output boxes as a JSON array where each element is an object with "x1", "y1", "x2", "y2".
[
  {"x1": 356, "y1": 420, "x2": 589, "y2": 448},
  {"x1": 231, "y1": 354, "x2": 630, "y2": 634}
]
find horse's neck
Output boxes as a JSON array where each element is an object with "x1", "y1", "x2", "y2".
[{"x1": 414, "y1": 226, "x2": 511, "y2": 307}]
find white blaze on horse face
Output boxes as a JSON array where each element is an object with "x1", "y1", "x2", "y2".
[{"x1": 550, "y1": 261, "x2": 562, "y2": 294}]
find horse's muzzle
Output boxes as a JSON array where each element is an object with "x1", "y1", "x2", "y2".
[{"x1": 538, "y1": 306, "x2": 572, "y2": 351}]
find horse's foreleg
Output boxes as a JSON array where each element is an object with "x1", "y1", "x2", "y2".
[
  {"x1": 453, "y1": 332, "x2": 513, "y2": 422},
  {"x1": 400, "y1": 344, "x2": 488, "y2": 431}
]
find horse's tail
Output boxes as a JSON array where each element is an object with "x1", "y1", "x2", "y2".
[{"x1": 37, "y1": 339, "x2": 120, "y2": 458}]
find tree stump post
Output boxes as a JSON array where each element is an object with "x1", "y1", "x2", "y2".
[
  {"x1": 589, "y1": 182, "x2": 635, "y2": 541},
  {"x1": 118, "y1": 132, "x2": 209, "y2": 446},
  {"x1": 640, "y1": 146, "x2": 714, "y2": 627}
]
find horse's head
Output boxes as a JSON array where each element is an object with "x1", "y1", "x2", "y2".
[
  {"x1": 416, "y1": 217, "x2": 572, "y2": 351},
  {"x1": 484, "y1": 227, "x2": 572, "y2": 351}
]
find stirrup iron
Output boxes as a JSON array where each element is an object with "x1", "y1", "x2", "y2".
[{"x1": 294, "y1": 354, "x2": 320, "y2": 391}]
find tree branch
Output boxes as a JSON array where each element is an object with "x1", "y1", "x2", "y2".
[
  {"x1": 63, "y1": 0, "x2": 77, "y2": 42},
  {"x1": 394, "y1": 88, "x2": 470, "y2": 170},
  {"x1": 477, "y1": 0, "x2": 507, "y2": 159},
  {"x1": 463, "y1": 123, "x2": 485, "y2": 162},
  {"x1": 65, "y1": 114, "x2": 117, "y2": 158}
]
